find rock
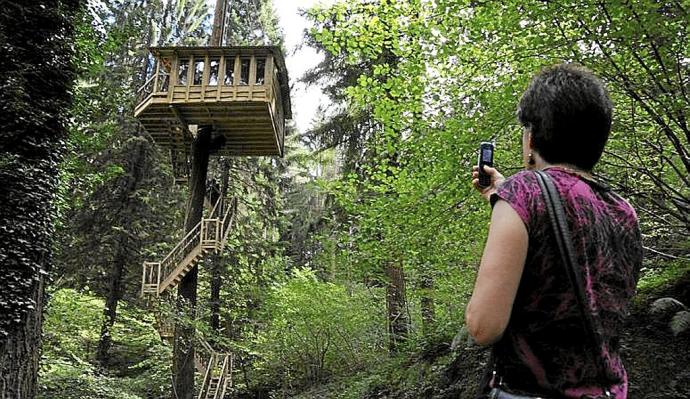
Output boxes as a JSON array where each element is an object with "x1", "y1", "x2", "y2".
[
  {"x1": 670, "y1": 310, "x2": 690, "y2": 337},
  {"x1": 649, "y1": 297, "x2": 687, "y2": 322}
]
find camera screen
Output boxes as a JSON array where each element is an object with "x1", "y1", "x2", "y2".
[{"x1": 482, "y1": 147, "x2": 493, "y2": 162}]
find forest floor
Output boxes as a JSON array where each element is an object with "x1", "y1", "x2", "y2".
[{"x1": 290, "y1": 270, "x2": 690, "y2": 399}]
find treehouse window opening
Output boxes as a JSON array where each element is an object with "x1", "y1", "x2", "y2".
[
  {"x1": 208, "y1": 59, "x2": 219, "y2": 86},
  {"x1": 178, "y1": 59, "x2": 189, "y2": 85},
  {"x1": 240, "y1": 58, "x2": 250, "y2": 85},
  {"x1": 255, "y1": 58, "x2": 266, "y2": 85},
  {"x1": 224, "y1": 58, "x2": 235, "y2": 85},
  {"x1": 158, "y1": 57, "x2": 171, "y2": 92},
  {"x1": 193, "y1": 60, "x2": 204, "y2": 85}
]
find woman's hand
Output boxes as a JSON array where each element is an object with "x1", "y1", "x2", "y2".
[{"x1": 471, "y1": 165, "x2": 505, "y2": 202}]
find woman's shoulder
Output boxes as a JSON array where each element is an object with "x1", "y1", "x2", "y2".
[
  {"x1": 498, "y1": 170, "x2": 542, "y2": 197},
  {"x1": 492, "y1": 170, "x2": 545, "y2": 231}
]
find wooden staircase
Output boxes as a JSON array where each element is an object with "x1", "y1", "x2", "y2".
[
  {"x1": 196, "y1": 338, "x2": 233, "y2": 399},
  {"x1": 141, "y1": 196, "x2": 238, "y2": 297},
  {"x1": 141, "y1": 194, "x2": 238, "y2": 398}
]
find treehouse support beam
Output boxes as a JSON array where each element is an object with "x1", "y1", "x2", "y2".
[{"x1": 170, "y1": 104, "x2": 192, "y2": 137}]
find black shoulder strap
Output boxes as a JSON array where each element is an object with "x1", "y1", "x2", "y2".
[{"x1": 534, "y1": 170, "x2": 614, "y2": 397}]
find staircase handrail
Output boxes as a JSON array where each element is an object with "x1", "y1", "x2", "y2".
[
  {"x1": 198, "y1": 353, "x2": 216, "y2": 399},
  {"x1": 208, "y1": 194, "x2": 222, "y2": 219},
  {"x1": 214, "y1": 354, "x2": 231, "y2": 399},
  {"x1": 156, "y1": 195, "x2": 229, "y2": 280},
  {"x1": 197, "y1": 335, "x2": 214, "y2": 354},
  {"x1": 195, "y1": 334, "x2": 234, "y2": 399},
  {"x1": 194, "y1": 335, "x2": 215, "y2": 374},
  {"x1": 157, "y1": 220, "x2": 202, "y2": 290},
  {"x1": 220, "y1": 198, "x2": 239, "y2": 245},
  {"x1": 198, "y1": 352, "x2": 232, "y2": 399},
  {"x1": 141, "y1": 196, "x2": 237, "y2": 296}
]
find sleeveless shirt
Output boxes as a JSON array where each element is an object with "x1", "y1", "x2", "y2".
[{"x1": 486, "y1": 167, "x2": 643, "y2": 398}]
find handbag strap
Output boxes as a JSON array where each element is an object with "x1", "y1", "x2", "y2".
[{"x1": 534, "y1": 170, "x2": 613, "y2": 398}]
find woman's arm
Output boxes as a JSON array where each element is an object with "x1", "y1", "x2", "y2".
[{"x1": 465, "y1": 199, "x2": 528, "y2": 346}]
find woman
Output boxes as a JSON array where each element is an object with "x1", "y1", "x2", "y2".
[{"x1": 466, "y1": 64, "x2": 643, "y2": 398}]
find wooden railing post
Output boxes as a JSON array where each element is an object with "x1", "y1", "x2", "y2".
[
  {"x1": 141, "y1": 263, "x2": 146, "y2": 297},
  {"x1": 154, "y1": 59, "x2": 160, "y2": 92},
  {"x1": 156, "y1": 263, "x2": 161, "y2": 296},
  {"x1": 215, "y1": 218, "x2": 220, "y2": 247},
  {"x1": 200, "y1": 219, "x2": 206, "y2": 247}
]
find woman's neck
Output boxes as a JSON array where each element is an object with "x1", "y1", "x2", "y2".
[
  {"x1": 540, "y1": 163, "x2": 593, "y2": 179},
  {"x1": 527, "y1": 152, "x2": 593, "y2": 179}
]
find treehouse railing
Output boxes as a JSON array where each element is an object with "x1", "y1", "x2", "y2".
[
  {"x1": 141, "y1": 195, "x2": 238, "y2": 296},
  {"x1": 137, "y1": 74, "x2": 157, "y2": 104}
]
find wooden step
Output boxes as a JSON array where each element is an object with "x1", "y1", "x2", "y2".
[
  {"x1": 158, "y1": 246, "x2": 205, "y2": 294},
  {"x1": 157, "y1": 244, "x2": 219, "y2": 295}
]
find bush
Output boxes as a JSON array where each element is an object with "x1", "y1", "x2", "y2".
[
  {"x1": 252, "y1": 269, "x2": 386, "y2": 391},
  {"x1": 39, "y1": 289, "x2": 171, "y2": 399}
]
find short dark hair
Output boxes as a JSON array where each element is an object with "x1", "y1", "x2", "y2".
[{"x1": 517, "y1": 63, "x2": 613, "y2": 171}]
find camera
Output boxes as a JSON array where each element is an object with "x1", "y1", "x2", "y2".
[{"x1": 477, "y1": 142, "x2": 494, "y2": 188}]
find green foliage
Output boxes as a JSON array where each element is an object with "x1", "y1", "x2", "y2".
[
  {"x1": 39, "y1": 361, "x2": 142, "y2": 399},
  {"x1": 40, "y1": 289, "x2": 171, "y2": 399},
  {"x1": 303, "y1": 0, "x2": 689, "y2": 339},
  {"x1": 225, "y1": 0, "x2": 283, "y2": 46},
  {"x1": 637, "y1": 258, "x2": 690, "y2": 294},
  {"x1": 251, "y1": 268, "x2": 386, "y2": 390}
]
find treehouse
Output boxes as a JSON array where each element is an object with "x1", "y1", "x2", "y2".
[{"x1": 135, "y1": 46, "x2": 292, "y2": 157}]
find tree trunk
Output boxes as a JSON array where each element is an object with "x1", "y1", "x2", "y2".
[
  {"x1": 0, "y1": 277, "x2": 46, "y2": 399},
  {"x1": 172, "y1": 1, "x2": 225, "y2": 395},
  {"x1": 0, "y1": 1, "x2": 79, "y2": 397},
  {"x1": 96, "y1": 138, "x2": 147, "y2": 367},
  {"x1": 96, "y1": 236, "x2": 126, "y2": 368},
  {"x1": 173, "y1": 126, "x2": 212, "y2": 399},
  {"x1": 385, "y1": 260, "x2": 409, "y2": 353},
  {"x1": 210, "y1": 0, "x2": 227, "y2": 47},
  {"x1": 420, "y1": 270, "x2": 435, "y2": 337}
]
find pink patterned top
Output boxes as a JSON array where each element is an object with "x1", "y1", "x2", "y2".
[{"x1": 485, "y1": 167, "x2": 642, "y2": 398}]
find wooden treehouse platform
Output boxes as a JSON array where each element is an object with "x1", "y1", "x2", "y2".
[{"x1": 135, "y1": 46, "x2": 292, "y2": 157}]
